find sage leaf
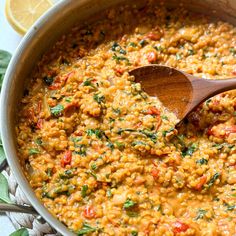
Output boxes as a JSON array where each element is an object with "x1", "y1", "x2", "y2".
[
  {"x1": 0, "y1": 50, "x2": 12, "y2": 89},
  {"x1": 0, "y1": 172, "x2": 13, "y2": 203},
  {"x1": 0, "y1": 142, "x2": 6, "y2": 168},
  {"x1": 9, "y1": 228, "x2": 29, "y2": 236}
]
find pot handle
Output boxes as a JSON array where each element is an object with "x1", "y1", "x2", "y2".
[{"x1": 0, "y1": 203, "x2": 38, "y2": 215}]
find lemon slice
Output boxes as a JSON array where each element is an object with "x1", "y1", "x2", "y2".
[{"x1": 5, "y1": 0, "x2": 53, "y2": 35}]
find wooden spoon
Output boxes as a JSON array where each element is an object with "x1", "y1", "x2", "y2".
[{"x1": 130, "y1": 65, "x2": 236, "y2": 121}]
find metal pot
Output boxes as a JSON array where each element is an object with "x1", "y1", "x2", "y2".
[{"x1": 1, "y1": 0, "x2": 236, "y2": 235}]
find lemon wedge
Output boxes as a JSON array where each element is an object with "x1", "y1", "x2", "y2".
[{"x1": 5, "y1": 0, "x2": 53, "y2": 35}]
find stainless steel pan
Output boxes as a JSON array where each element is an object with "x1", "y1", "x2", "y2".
[{"x1": 1, "y1": 0, "x2": 236, "y2": 235}]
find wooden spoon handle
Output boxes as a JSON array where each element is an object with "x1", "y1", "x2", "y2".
[{"x1": 189, "y1": 76, "x2": 236, "y2": 111}]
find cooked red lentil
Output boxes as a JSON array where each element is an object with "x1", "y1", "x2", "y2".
[{"x1": 16, "y1": 3, "x2": 236, "y2": 236}]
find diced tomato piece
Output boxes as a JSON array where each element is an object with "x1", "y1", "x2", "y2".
[
  {"x1": 61, "y1": 150, "x2": 72, "y2": 167},
  {"x1": 195, "y1": 175, "x2": 207, "y2": 190},
  {"x1": 207, "y1": 127, "x2": 213, "y2": 136},
  {"x1": 151, "y1": 168, "x2": 159, "y2": 179},
  {"x1": 147, "y1": 51, "x2": 157, "y2": 63},
  {"x1": 63, "y1": 72, "x2": 74, "y2": 83},
  {"x1": 225, "y1": 125, "x2": 236, "y2": 135},
  {"x1": 115, "y1": 67, "x2": 125, "y2": 75},
  {"x1": 48, "y1": 83, "x2": 61, "y2": 90},
  {"x1": 83, "y1": 205, "x2": 96, "y2": 219},
  {"x1": 147, "y1": 106, "x2": 160, "y2": 115},
  {"x1": 146, "y1": 32, "x2": 161, "y2": 41},
  {"x1": 232, "y1": 69, "x2": 236, "y2": 76},
  {"x1": 172, "y1": 221, "x2": 189, "y2": 235},
  {"x1": 36, "y1": 119, "x2": 43, "y2": 129}
]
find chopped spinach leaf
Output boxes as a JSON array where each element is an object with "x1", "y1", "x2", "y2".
[
  {"x1": 194, "y1": 209, "x2": 207, "y2": 220},
  {"x1": 139, "y1": 39, "x2": 147, "y2": 47},
  {"x1": 176, "y1": 53, "x2": 182, "y2": 60},
  {"x1": 162, "y1": 127, "x2": 175, "y2": 137},
  {"x1": 182, "y1": 143, "x2": 197, "y2": 157},
  {"x1": 188, "y1": 49, "x2": 195, "y2": 55},
  {"x1": 207, "y1": 172, "x2": 220, "y2": 188},
  {"x1": 83, "y1": 78, "x2": 95, "y2": 87},
  {"x1": 81, "y1": 185, "x2": 88, "y2": 198},
  {"x1": 106, "y1": 142, "x2": 114, "y2": 151},
  {"x1": 50, "y1": 104, "x2": 64, "y2": 116},
  {"x1": 93, "y1": 93, "x2": 105, "y2": 104},
  {"x1": 153, "y1": 45, "x2": 164, "y2": 52},
  {"x1": 43, "y1": 76, "x2": 54, "y2": 86},
  {"x1": 107, "y1": 188, "x2": 113, "y2": 198},
  {"x1": 29, "y1": 148, "x2": 40, "y2": 155},
  {"x1": 230, "y1": 48, "x2": 236, "y2": 56},
  {"x1": 115, "y1": 141, "x2": 125, "y2": 150},
  {"x1": 91, "y1": 163, "x2": 97, "y2": 170},
  {"x1": 112, "y1": 53, "x2": 129, "y2": 63},
  {"x1": 86, "y1": 129, "x2": 103, "y2": 139},
  {"x1": 196, "y1": 158, "x2": 208, "y2": 165},
  {"x1": 77, "y1": 223, "x2": 97, "y2": 235},
  {"x1": 129, "y1": 42, "x2": 137, "y2": 47},
  {"x1": 124, "y1": 198, "x2": 136, "y2": 209},
  {"x1": 131, "y1": 231, "x2": 138, "y2": 236}
]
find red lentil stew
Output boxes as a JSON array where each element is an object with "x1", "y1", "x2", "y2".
[{"x1": 16, "y1": 3, "x2": 236, "y2": 236}]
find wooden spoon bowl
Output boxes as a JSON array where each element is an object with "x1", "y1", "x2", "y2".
[{"x1": 130, "y1": 65, "x2": 236, "y2": 121}]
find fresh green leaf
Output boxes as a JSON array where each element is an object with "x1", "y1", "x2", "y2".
[
  {"x1": 50, "y1": 104, "x2": 64, "y2": 116},
  {"x1": 0, "y1": 145, "x2": 6, "y2": 167},
  {"x1": 77, "y1": 223, "x2": 97, "y2": 235},
  {"x1": 194, "y1": 209, "x2": 207, "y2": 220},
  {"x1": 124, "y1": 198, "x2": 136, "y2": 209},
  {"x1": 28, "y1": 148, "x2": 40, "y2": 155},
  {"x1": 0, "y1": 50, "x2": 12, "y2": 89},
  {"x1": 93, "y1": 93, "x2": 105, "y2": 104},
  {"x1": 81, "y1": 185, "x2": 88, "y2": 198},
  {"x1": 9, "y1": 228, "x2": 29, "y2": 236},
  {"x1": 0, "y1": 173, "x2": 13, "y2": 203}
]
